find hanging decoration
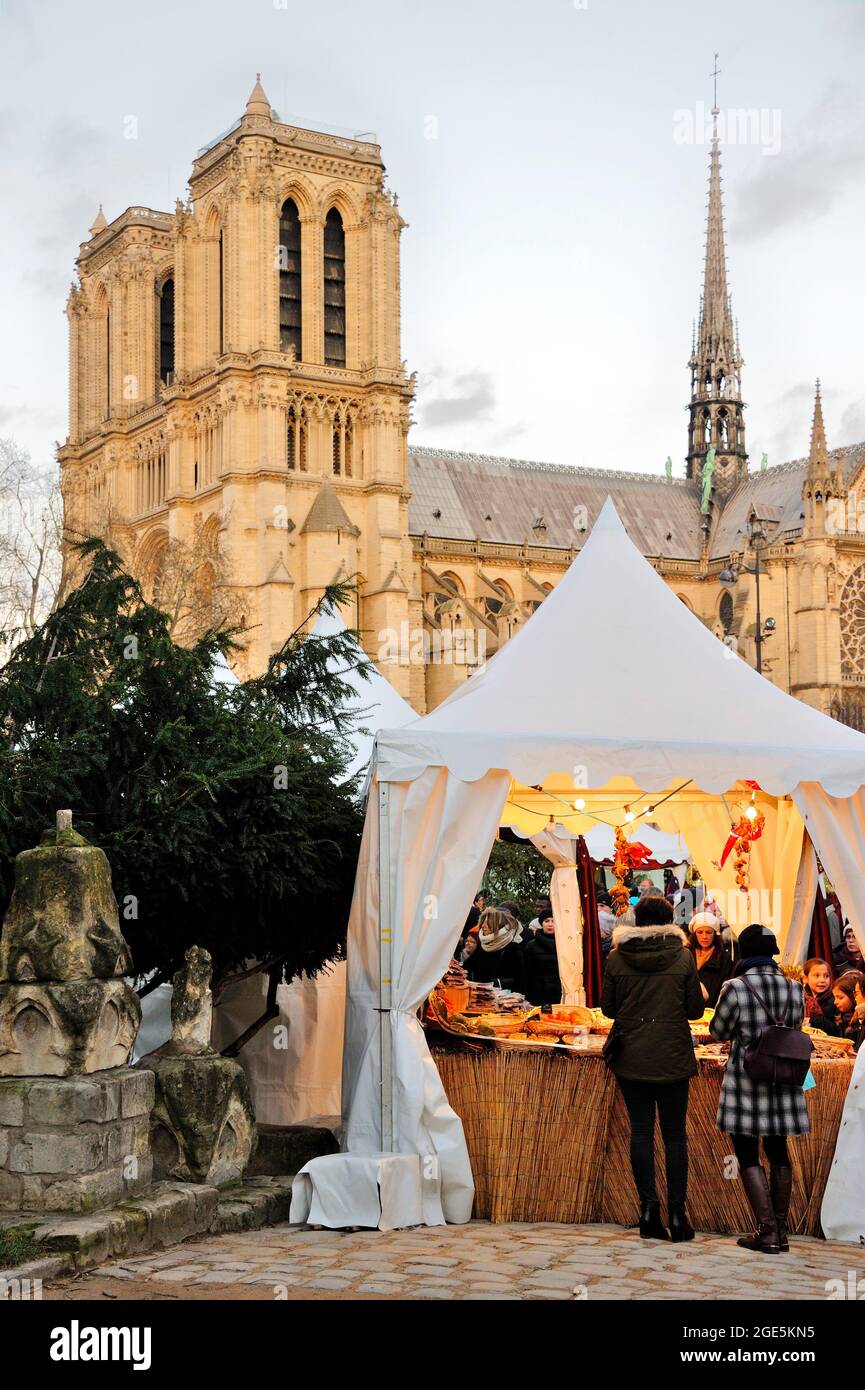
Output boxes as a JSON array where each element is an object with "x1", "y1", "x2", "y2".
[
  {"x1": 713, "y1": 782, "x2": 765, "y2": 892},
  {"x1": 610, "y1": 821, "x2": 653, "y2": 916}
]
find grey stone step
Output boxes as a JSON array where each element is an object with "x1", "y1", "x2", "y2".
[{"x1": 0, "y1": 1175, "x2": 300, "y2": 1287}]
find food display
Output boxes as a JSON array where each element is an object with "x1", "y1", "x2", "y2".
[
  {"x1": 427, "y1": 975, "x2": 617, "y2": 1052},
  {"x1": 803, "y1": 1024, "x2": 856, "y2": 1058}
]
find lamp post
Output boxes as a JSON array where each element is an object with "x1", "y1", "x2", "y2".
[
  {"x1": 719, "y1": 512, "x2": 774, "y2": 675},
  {"x1": 749, "y1": 514, "x2": 766, "y2": 674}
]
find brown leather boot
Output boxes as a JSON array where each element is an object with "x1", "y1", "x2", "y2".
[
  {"x1": 737, "y1": 1165, "x2": 781, "y2": 1254},
  {"x1": 770, "y1": 1165, "x2": 793, "y2": 1253}
]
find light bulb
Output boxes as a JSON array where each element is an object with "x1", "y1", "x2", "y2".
[
  {"x1": 573, "y1": 798, "x2": 586, "y2": 811},
  {"x1": 745, "y1": 804, "x2": 757, "y2": 821},
  {"x1": 624, "y1": 811, "x2": 635, "y2": 823}
]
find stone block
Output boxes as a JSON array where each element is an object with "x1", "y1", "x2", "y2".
[
  {"x1": 139, "y1": 1054, "x2": 256, "y2": 1186},
  {"x1": 26, "y1": 1075, "x2": 120, "y2": 1125},
  {"x1": 0, "y1": 1170, "x2": 22, "y2": 1207},
  {"x1": 118, "y1": 1067, "x2": 155, "y2": 1118},
  {"x1": 0, "y1": 980, "x2": 141, "y2": 1076},
  {"x1": 19, "y1": 1127, "x2": 109, "y2": 1176},
  {"x1": 0, "y1": 1080, "x2": 27, "y2": 1126},
  {"x1": 38, "y1": 1167, "x2": 128, "y2": 1215},
  {"x1": 249, "y1": 1122, "x2": 339, "y2": 1177}
]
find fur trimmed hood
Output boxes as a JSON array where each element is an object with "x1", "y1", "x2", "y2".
[{"x1": 611, "y1": 923, "x2": 688, "y2": 948}]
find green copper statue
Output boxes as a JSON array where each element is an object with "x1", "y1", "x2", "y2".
[
  {"x1": 760, "y1": 452, "x2": 768, "y2": 471},
  {"x1": 665, "y1": 456, "x2": 673, "y2": 479},
  {"x1": 700, "y1": 446, "x2": 716, "y2": 514}
]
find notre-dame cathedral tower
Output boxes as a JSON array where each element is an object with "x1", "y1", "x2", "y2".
[
  {"x1": 685, "y1": 102, "x2": 748, "y2": 501},
  {"x1": 60, "y1": 77, "x2": 418, "y2": 691}
]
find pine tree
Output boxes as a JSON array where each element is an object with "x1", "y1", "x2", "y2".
[{"x1": 0, "y1": 539, "x2": 368, "y2": 992}]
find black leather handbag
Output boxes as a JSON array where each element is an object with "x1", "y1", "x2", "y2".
[{"x1": 739, "y1": 977, "x2": 813, "y2": 1086}]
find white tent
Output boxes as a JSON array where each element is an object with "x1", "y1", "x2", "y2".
[
  {"x1": 336, "y1": 498, "x2": 865, "y2": 1229},
  {"x1": 211, "y1": 604, "x2": 417, "y2": 1124}
]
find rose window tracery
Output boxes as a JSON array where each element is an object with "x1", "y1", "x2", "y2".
[{"x1": 839, "y1": 563, "x2": 865, "y2": 677}]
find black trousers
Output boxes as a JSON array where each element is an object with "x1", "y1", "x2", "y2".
[
  {"x1": 731, "y1": 1134, "x2": 790, "y2": 1169},
  {"x1": 617, "y1": 1077, "x2": 690, "y2": 1206}
]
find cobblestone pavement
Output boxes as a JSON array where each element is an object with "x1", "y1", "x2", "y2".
[{"x1": 47, "y1": 1222, "x2": 865, "y2": 1301}]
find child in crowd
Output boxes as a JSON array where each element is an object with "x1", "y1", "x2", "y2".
[
  {"x1": 802, "y1": 957, "x2": 837, "y2": 1032},
  {"x1": 852, "y1": 975, "x2": 865, "y2": 1052},
  {"x1": 831, "y1": 972, "x2": 862, "y2": 1040}
]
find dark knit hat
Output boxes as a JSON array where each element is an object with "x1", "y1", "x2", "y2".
[{"x1": 738, "y1": 923, "x2": 779, "y2": 959}]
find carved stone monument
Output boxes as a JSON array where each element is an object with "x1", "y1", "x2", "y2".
[
  {"x1": 0, "y1": 812, "x2": 153, "y2": 1212},
  {"x1": 139, "y1": 947, "x2": 256, "y2": 1187}
]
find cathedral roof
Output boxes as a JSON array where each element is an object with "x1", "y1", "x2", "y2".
[
  {"x1": 408, "y1": 447, "x2": 704, "y2": 560},
  {"x1": 709, "y1": 440, "x2": 865, "y2": 557},
  {"x1": 409, "y1": 441, "x2": 865, "y2": 563}
]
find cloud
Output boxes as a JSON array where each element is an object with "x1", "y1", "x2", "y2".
[
  {"x1": 840, "y1": 397, "x2": 865, "y2": 445},
  {"x1": 762, "y1": 380, "x2": 818, "y2": 465},
  {"x1": 732, "y1": 86, "x2": 865, "y2": 241},
  {"x1": 419, "y1": 369, "x2": 496, "y2": 429}
]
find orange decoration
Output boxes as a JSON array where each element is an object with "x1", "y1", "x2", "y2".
[
  {"x1": 610, "y1": 824, "x2": 653, "y2": 916},
  {"x1": 713, "y1": 802, "x2": 765, "y2": 893}
]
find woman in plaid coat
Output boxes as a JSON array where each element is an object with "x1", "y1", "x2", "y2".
[{"x1": 710, "y1": 923, "x2": 809, "y2": 1255}]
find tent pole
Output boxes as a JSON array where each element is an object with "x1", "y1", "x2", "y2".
[{"x1": 378, "y1": 781, "x2": 394, "y2": 1153}]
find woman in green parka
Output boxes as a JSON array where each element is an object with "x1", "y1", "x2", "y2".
[{"x1": 601, "y1": 894, "x2": 705, "y2": 1243}]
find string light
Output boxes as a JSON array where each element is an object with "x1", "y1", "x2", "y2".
[
  {"x1": 503, "y1": 780, "x2": 694, "y2": 830},
  {"x1": 745, "y1": 804, "x2": 758, "y2": 821}
]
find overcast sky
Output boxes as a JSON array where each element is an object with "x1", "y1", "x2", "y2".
[{"x1": 2, "y1": 0, "x2": 864, "y2": 478}]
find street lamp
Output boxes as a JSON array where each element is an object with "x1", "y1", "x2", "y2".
[{"x1": 718, "y1": 512, "x2": 774, "y2": 675}]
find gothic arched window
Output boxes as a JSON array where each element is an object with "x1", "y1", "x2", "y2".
[
  {"x1": 719, "y1": 591, "x2": 734, "y2": 635},
  {"x1": 218, "y1": 230, "x2": 224, "y2": 354},
  {"x1": 279, "y1": 199, "x2": 302, "y2": 359},
  {"x1": 158, "y1": 276, "x2": 175, "y2": 384},
  {"x1": 104, "y1": 309, "x2": 111, "y2": 419},
  {"x1": 718, "y1": 410, "x2": 729, "y2": 447},
  {"x1": 323, "y1": 208, "x2": 346, "y2": 366},
  {"x1": 287, "y1": 403, "x2": 307, "y2": 472}
]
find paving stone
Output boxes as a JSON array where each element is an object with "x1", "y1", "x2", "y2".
[
  {"x1": 150, "y1": 1266, "x2": 203, "y2": 1282},
  {"x1": 303, "y1": 1275, "x2": 356, "y2": 1290},
  {"x1": 521, "y1": 1269, "x2": 588, "y2": 1290}
]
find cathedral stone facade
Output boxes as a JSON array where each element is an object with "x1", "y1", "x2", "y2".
[{"x1": 60, "y1": 80, "x2": 865, "y2": 725}]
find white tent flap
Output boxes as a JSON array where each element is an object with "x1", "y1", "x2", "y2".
[{"x1": 342, "y1": 766, "x2": 510, "y2": 1223}]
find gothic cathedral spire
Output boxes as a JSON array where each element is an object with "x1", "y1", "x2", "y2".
[{"x1": 686, "y1": 60, "x2": 748, "y2": 503}]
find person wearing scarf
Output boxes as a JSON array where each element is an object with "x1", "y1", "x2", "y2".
[
  {"x1": 687, "y1": 911, "x2": 733, "y2": 1008},
  {"x1": 465, "y1": 906, "x2": 525, "y2": 993}
]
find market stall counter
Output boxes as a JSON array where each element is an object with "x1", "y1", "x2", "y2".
[{"x1": 426, "y1": 979, "x2": 854, "y2": 1233}]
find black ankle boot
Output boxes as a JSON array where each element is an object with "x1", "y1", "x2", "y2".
[
  {"x1": 639, "y1": 1199, "x2": 669, "y2": 1240},
  {"x1": 668, "y1": 1203, "x2": 695, "y2": 1242}
]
